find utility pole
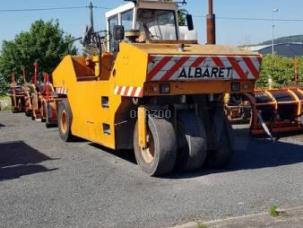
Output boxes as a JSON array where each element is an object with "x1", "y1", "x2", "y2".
[
  {"x1": 294, "y1": 58, "x2": 299, "y2": 84},
  {"x1": 271, "y1": 8, "x2": 279, "y2": 55},
  {"x1": 89, "y1": 1, "x2": 94, "y2": 30},
  {"x1": 206, "y1": 0, "x2": 216, "y2": 44}
]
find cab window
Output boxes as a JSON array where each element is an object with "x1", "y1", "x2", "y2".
[
  {"x1": 108, "y1": 15, "x2": 119, "y2": 52},
  {"x1": 136, "y1": 9, "x2": 178, "y2": 41},
  {"x1": 121, "y1": 10, "x2": 133, "y2": 31}
]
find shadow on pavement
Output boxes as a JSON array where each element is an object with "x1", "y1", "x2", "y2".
[
  {"x1": 230, "y1": 138, "x2": 303, "y2": 170},
  {"x1": 0, "y1": 141, "x2": 57, "y2": 181},
  {"x1": 168, "y1": 136, "x2": 303, "y2": 179},
  {"x1": 0, "y1": 123, "x2": 5, "y2": 128},
  {"x1": 88, "y1": 128, "x2": 303, "y2": 179},
  {"x1": 90, "y1": 143, "x2": 136, "y2": 164}
]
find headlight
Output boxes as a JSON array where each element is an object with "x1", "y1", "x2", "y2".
[{"x1": 159, "y1": 84, "x2": 170, "y2": 94}]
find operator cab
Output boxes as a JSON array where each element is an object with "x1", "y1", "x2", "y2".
[{"x1": 105, "y1": 0, "x2": 194, "y2": 52}]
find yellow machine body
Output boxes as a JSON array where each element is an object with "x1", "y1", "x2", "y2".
[{"x1": 53, "y1": 42, "x2": 261, "y2": 149}]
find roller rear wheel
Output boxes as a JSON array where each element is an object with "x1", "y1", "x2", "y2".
[
  {"x1": 177, "y1": 111, "x2": 207, "y2": 171},
  {"x1": 44, "y1": 102, "x2": 53, "y2": 128},
  {"x1": 58, "y1": 100, "x2": 74, "y2": 142},
  {"x1": 207, "y1": 107, "x2": 234, "y2": 169},
  {"x1": 134, "y1": 116, "x2": 177, "y2": 177}
]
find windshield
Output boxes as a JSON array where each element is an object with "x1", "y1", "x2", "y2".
[{"x1": 136, "y1": 9, "x2": 178, "y2": 41}]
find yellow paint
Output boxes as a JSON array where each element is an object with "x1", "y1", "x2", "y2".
[
  {"x1": 52, "y1": 42, "x2": 260, "y2": 149},
  {"x1": 138, "y1": 106, "x2": 147, "y2": 149},
  {"x1": 288, "y1": 89, "x2": 302, "y2": 116},
  {"x1": 53, "y1": 43, "x2": 148, "y2": 149}
]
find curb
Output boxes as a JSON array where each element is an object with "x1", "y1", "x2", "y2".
[{"x1": 173, "y1": 206, "x2": 303, "y2": 228}]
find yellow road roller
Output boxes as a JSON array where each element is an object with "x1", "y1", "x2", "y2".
[{"x1": 52, "y1": 0, "x2": 262, "y2": 176}]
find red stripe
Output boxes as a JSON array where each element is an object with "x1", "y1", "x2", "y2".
[
  {"x1": 116, "y1": 86, "x2": 122, "y2": 95},
  {"x1": 121, "y1": 87, "x2": 127, "y2": 96},
  {"x1": 212, "y1": 57, "x2": 225, "y2": 67},
  {"x1": 148, "y1": 55, "x2": 154, "y2": 64},
  {"x1": 137, "y1": 88, "x2": 143, "y2": 97},
  {"x1": 191, "y1": 57, "x2": 206, "y2": 67},
  {"x1": 243, "y1": 57, "x2": 259, "y2": 79},
  {"x1": 227, "y1": 57, "x2": 247, "y2": 80},
  {"x1": 124, "y1": 87, "x2": 130, "y2": 96},
  {"x1": 159, "y1": 57, "x2": 190, "y2": 81},
  {"x1": 147, "y1": 56, "x2": 172, "y2": 81},
  {"x1": 131, "y1": 88, "x2": 137, "y2": 97}
]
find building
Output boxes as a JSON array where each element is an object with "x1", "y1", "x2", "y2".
[{"x1": 244, "y1": 42, "x2": 303, "y2": 57}]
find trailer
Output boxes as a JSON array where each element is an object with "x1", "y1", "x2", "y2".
[{"x1": 8, "y1": 73, "x2": 26, "y2": 113}]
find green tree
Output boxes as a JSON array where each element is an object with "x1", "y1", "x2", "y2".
[
  {"x1": 0, "y1": 19, "x2": 77, "y2": 91},
  {"x1": 164, "y1": 0, "x2": 186, "y2": 26},
  {"x1": 257, "y1": 55, "x2": 302, "y2": 88}
]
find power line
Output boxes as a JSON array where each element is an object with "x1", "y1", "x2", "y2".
[
  {"x1": 194, "y1": 15, "x2": 303, "y2": 22},
  {"x1": 0, "y1": 5, "x2": 111, "y2": 13},
  {"x1": 1, "y1": 5, "x2": 303, "y2": 23}
]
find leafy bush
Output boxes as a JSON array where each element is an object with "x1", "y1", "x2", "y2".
[
  {"x1": 0, "y1": 20, "x2": 77, "y2": 93},
  {"x1": 257, "y1": 55, "x2": 302, "y2": 88}
]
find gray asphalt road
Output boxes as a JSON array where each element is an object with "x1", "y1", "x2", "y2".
[{"x1": 1, "y1": 111, "x2": 303, "y2": 228}]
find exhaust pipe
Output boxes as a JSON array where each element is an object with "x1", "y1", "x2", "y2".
[{"x1": 207, "y1": 0, "x2": 216, "y2": 44}]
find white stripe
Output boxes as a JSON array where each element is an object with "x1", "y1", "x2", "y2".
[
  {"x1": 251, "y1": 56, "x2": 260, "y2": 71},
  {"x1": 127, "y1": 87, "x2": 134, "y2": 96},
  {"x1": 219, "y1": 56, "x2": 234, "y2": 80},
  {"x1": 148, "y1": 56, "x2": 169, "y2": 74},
  {"x1": 237, "y1": 56, "x2": 254, "y2": 79},
  {"x1": 224, "y1": 57, "x2": 240, "y2": 80},
  {"x1": 134, "y1": 87, "x2": 142, "y2": 97},
  {"x1": 120, "y1": 86, "x2": 126, "y2": 96},
  {"x1": 152, "y1": 60, "x2": 176, "y2": 81},
  {"x1": 114, "y1": 86, "x2": 119, "y2": 95}
]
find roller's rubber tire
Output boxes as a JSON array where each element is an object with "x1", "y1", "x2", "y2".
[
  {"x1": 177, "y1": 111, "x2": 207, "y2": 171},
  {"x1": 11, "y1": 98, "x2": 18, "y2": 113},
  {"x1": 58, "y1": 100, "x2": 74, "y2": 142},
  {"x1": 134, "y1": 116, "x2": 177, "y2": 177},
  {"x1": 207, "y1": 108, "x2": 234, "y2": 169},
  {"x1": 45, "y1": 103, "x2": 53, "y2": 128},
  {"x1": 25, "y1": 110, "x2": 32, "y2": 117},
  {"x1": 18, "y1": 98, "x2": 25, "y2": 112}
]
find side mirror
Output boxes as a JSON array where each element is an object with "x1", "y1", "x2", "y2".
[
  {"x1": 186, "y1": 14, "x2": 194, "y2": 31},
  {"x1": 113, "y1": 25, "x2": 125, "y2": 41}
]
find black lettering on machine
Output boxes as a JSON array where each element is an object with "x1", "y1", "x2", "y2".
[{"x1": 178, "y1": 67, "x2": 233, "y2": 79}]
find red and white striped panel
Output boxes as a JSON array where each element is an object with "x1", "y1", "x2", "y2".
[
  {"x1": 114, "y1": 85, "x2": 143, "y2": 97},
  {"x1": 55, "y1": 87, "x2": 68, "y2": 95},
  {"x1": 147, "y1": 55, "x2": 261, "y2": 81}
]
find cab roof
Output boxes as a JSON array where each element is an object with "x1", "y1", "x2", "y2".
[{"x1": 105, "y1": 1, "x2": 177, "y2": 19}]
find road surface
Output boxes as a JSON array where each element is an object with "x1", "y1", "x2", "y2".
[{"x1": 1, "y1": 111, "x2": 303, "y2": 227}]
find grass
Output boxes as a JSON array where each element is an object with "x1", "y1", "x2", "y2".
[
  {"x1": 1, "y1": 105, "x2": 11, "y2": 111},
  {"x1": 0, "y1": 95, "x2": 11, "y2": 111},
  {"x1": 269, "y1": 205, "x2": 279, "y2": 217},
  {"x1": 197, "y1": 223, "x2": 208, "y2": 228}
]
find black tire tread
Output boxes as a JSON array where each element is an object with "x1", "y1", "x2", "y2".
[
  {"x1": 58, "y1": 99, "x2": 74, "y2": 142},
  {"x1": 177, "y1": 111, "x2": 207, "y2": 171},
  {"x1": 207, "y1": 107, "x2": 234, "y2": 169},
  {"x1": 134, "y1": 116, "x2": 177, "y2": 176}
]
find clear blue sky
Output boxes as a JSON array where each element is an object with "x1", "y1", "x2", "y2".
[{"x1": 0, "y1": 0, "x2": 302, "y2": 46}]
